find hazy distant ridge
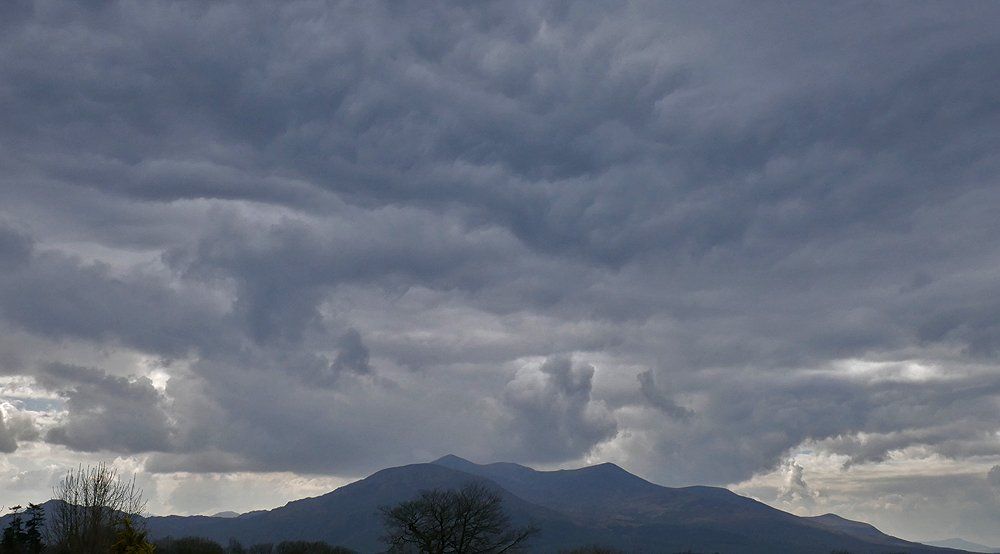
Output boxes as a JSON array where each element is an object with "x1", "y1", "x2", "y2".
[{"x1": 924, "y1": 538, "x2": 1000, "y2": 553}]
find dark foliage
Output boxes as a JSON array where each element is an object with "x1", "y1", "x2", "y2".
[
  {"x1": 274, "y1": 542, "x2": 357, "y2": 554},
  {"x1": 154, "y1": 537, "x2": 356, "y2": 554},
  {"x1": 1, "y1": 504, "x2": 45, "y2": 554},
  {"x1": 155, "y1": 536, "x2": 227, "y2": 553},
  {"x1": 111, "y1": 518, "x2": 155, "y2": 554},
  {"x1": 380, "y1": 482, "x2": 538, "y2": 554}
]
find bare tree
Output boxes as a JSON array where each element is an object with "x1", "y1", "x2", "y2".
[
  {"x1": 380, "y1": 482, "x2": 538, "y2": 554},
  {"x1": 50, "y1": 462, "x2": 147, "y2": 554}
]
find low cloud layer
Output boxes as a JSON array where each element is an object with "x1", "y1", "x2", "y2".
[{"x1": 0, "y1": 0, "x2": 998, "y2": 544}]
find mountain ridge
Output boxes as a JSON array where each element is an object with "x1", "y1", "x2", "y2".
[
  {"x1": 143, "y1": 455, "x2": 970, "y2": 553},
  {"x1": 923, "y1": 538, "x2": 1000, "y2": 553},
  {"x1": 2, "y1": 456, "x2": 974, "y2": 553}
]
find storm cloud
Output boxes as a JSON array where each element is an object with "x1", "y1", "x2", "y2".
[{"x1": 0, "y1": 0, "x2": 998, "y2": 544}]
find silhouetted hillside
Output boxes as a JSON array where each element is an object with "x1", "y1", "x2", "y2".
[
  {"x1": 430, "y1": 455, "x2": 966, "y2": 554},
  {"x1": 146, "y1": 462, "x2": 601, "y2": 552},
  {"x1": 5, "y1": 457, "x2": 972, "y2": 553}
]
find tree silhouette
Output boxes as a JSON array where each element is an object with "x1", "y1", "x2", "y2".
[
  {"x1": 1, "y1": 505, "x2": 26, "y2": 554},
  {"x1": 23, "y1": 504, "x2": 44, "y2": 554},
  {"x1": 111, "y1": 517, "x2": 155, "y2": 554},
  {"x1": 380, "y1": 482, "x2": 538, "y2": 554},
  {"x1": 154, "y1": 536, "x2": 227, "y2": 553},
  {"x1": 274, "y1": 542, "x2": 356, "y2": 554},
  {"x1": 51, "y1": 462, "x2": 147, "y2": 554},
  {"x1": 1, "y1": 503, "x2": 46, "y2": 554}
]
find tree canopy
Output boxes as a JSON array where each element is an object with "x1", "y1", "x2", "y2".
[{"x1": 380, "y1": 482, "x2": 538, "y2": 554}]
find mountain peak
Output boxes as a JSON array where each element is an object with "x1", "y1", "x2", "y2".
[
  {"x1": 804, "y1": 513, "x2": 893, "y2": 543},
  {"x1": 431, "y1": 454, "x2": 478, "y2": 468},
  {"x1": 808, "y1": 513, "x2": 877, "y2": 528},
  {"x1": 590, "y1": 461, "x2": 627, "y2": 472},
  {"x1": 572, "y1": 461, "x2": 650, "y2": 484}
]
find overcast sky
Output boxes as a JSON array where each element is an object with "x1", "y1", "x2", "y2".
[{"x1": 1, "y1": 0, "x2": 998, "y2": 546}]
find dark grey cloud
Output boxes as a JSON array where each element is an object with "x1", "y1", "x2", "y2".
[
  {"x1": 0, "y1": 0, "x2": 998, "y2": 541},
  {"x1": 160, "y1": 205, "x2": 529, "y2": 345},
  {"x1": 0, "y1": 247, "x2": 230, "y2": 358},
  {"x1": 625, "y1": 369, "x2": 1000, "y2": 485},
  {"x1": 332, "y1": 329, "x2": 371, "y2": 376},
  {"x1": 38, "y1": 363, "x2": 174, "y2": 453},
  {"x1": 0, "y1": 408, "x2": 38, "y2": 453},
  {"x1": 637, "y1": 369, "x2": 692, "y2": 420},
  {"x1": 0, "y1": 223, "x2": 33, "y2": 272},
  {"x1": 989, "y1": 465, "x2": 1000, "y2": 490},
  {"x1": 141, "y1": 354, "x2": 506, "y2": 475}
]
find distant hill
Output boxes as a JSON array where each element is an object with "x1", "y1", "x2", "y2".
[
  {"x1": 426, "y1": 455, "x2": 967, "y2": 554},
  {"x1": 145, "y1": 462, "x2": 597, "y2": 552},
  {"x1": 924, "y1": 538, "x2": 1000, "y2": 553},
  {"x1": 803, "y1": 513, "x2": 909, "y2": 544},
  {"x1": 3, "y1": 456, "x2": 974, "y2": 553}
]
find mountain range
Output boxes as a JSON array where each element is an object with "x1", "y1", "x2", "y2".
[
  {"x1": 2, "y1": 456, "x2": 978, "y2": 553},
  {"x1": 923, "y1": 539, "x2": 999, "y2": 553},
  {"x1": 143, "y1": 455, "x2": 970, "y2": 553}
]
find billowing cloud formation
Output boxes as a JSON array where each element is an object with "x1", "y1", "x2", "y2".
[
  {"x1": 777, "y1": 460, "x2": 816, "y2": 509},
  {"x1": 501, "y1": 357, "x2": 617, "y2": 462},
  {"x1": 637, "y1": 369, "x2": 691, "y2": 420},
  {"x1": 0, "y1": 0, "x2": 998, "y2": 544},
  {"x1": 0, "y1": 404, "x2": 38, "y2": 453},
  {"x1": 38, "y1": 363, "x2": 174, "y2": 453}
]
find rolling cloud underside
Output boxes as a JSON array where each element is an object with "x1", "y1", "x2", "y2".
[{"x1": 0, "y1": 0, "x2": 997, "y2": 500}]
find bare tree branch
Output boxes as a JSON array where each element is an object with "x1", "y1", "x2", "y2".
[
  {"x1": 50, "y1": 462, "x2": 147, "y2": 554},
  {"x1": 380, "y1": 482, "x2": 538, "y2": 554}
]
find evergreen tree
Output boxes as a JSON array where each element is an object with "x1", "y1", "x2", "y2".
[
  {"x1": 23, "y1": 504, "x2": 44, "y2": 554},
  {"x1": 1, "y1": 505, "x2": 26, "y2": 554},
  {"x1": 111, "y1": 517, "x2": 156, "y2": 554}
]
